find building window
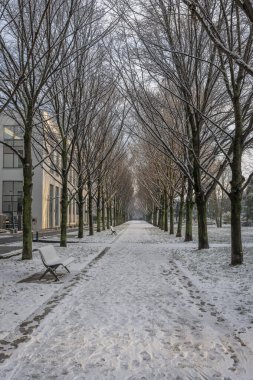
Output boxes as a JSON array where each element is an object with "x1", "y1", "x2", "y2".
[
  {"x1": 3, "y1": 126, "x2": 23, "y2": 168},
  {"x1": 2, "y1": 181, "x2": 23, "y2": 222}
]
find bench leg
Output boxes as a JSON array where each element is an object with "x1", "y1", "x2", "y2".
[
  {"x1": 62, "y1": 265, "x2": 70, "y2": 273},
  {"x1": 39, "y1": 267, "x2": 59, "y2": 281},
  {"x1": 39, "y1": 268, "x2": 50, "y2": 280}
]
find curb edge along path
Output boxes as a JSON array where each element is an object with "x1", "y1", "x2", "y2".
[{"x1": 0, "y1": 227, "x2": 122, "y2": 364}]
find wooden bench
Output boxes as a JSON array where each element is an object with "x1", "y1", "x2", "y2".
[
  {"x1": 36, "y1": 245, "x2": 74, "y2": 281},
  {"x1": 110, "y1": 226, "x2": 117, "y2": 235}
]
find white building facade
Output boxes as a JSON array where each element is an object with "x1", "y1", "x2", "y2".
[{"x1": 0, "y1": 114, "x2": 86, "y2": 231}]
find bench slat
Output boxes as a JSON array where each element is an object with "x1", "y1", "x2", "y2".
[
  {"x1": 62, "y1": 257, "x2": 75, "y2": 266},
  {"x1": 38, "y1": 245, "x2": 74, "y2": 267}
]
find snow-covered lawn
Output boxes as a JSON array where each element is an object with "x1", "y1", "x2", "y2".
[
  {"x1": 0, "y1": 227, "x2": 123, "y2": 341},
  {"x1": 0, "y1": 222, "x2": 253, "y2": 379}
]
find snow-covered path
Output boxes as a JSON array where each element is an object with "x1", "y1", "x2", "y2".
[{"x1": 1, "y1": 222, "x2": 253, "y2": 379}]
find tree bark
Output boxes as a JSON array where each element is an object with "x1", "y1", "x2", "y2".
[
  {"x1": 153, "y1": 205, "x2": 158, "y2": 226},
  {"x1": 219, "y1": 197, "x2": 223, "y2": 228},
  {"x1": 164, "y1": 189, "x2": 168, "y2": 232},
  {"x1": 230, "y1": 96, "x2": 243, "y2": 265},
  {"x1": 185, "y1": 180, "x2": 193, "y2": 241},
  {"x1": 230, "y1": 190, "x2": 243, "y2": 265},
  {"x1": 169, "y1": 195, "x2": 174, "y2": 234},
  {"x1": 97, "y1": 179, "x2": 101, "y2": 232},
  {"x1": 176, "y1": 180, "x2": 185, "y2": 237},
  {"x1": 158, "y1": 194, "x2": 163, "y2": 229},
  {"x1": 109, "y1": 201, "x2": 112, "y2": 227},
  {"x1": 192, "y1": 125, "x2": 209, "y2": 249},
  {"x1": 60, "y1": 176, "x2": 68, "y2": 247},
  {"x1": 213, "y1": 190, "x2": 222, "y2": 228},
  {"x1": 102, "y1": 187, "x2": 106, "y2": 231},
  {"x1": 22, "y1": 123, "x2": 33, "y2": 260},
  {"x1": 87, "y1": 171, "x2": 93, "y2": 236},
  {"x1": 106, "y1": 199, "x2": 110, "y2": 229},
  {"x1": 196, "y1": 193, "x2": 209, "y2": 249},
  {"x1": 60, "y1": 142, "x2": 68, "y2": 247},
  {"x1": 113, "y1": 197, "x2": 116, "y2": 226},
  {"x1": 77, "y1": 182, "x2": 84, "y2": 239}
]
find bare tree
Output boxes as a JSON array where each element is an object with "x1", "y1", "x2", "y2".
[
  {"x1": 0, "y1": 1, "x2": 31, "y2": 113},
  {"x1": 111, "y1": 0, "x2": 253, "y2": 265},
  {"x1": 0, "y1": 0, "x2": 84, "y2": 259},
  {"x1": 182, "y1": 0, "x2": 253, "y2": 76},
  {"x1": 179, "y1": 0, "x2": 253, "y2": 264}
]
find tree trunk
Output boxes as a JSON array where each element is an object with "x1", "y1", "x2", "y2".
[
  {"x1": 109, "y1": 201, "x2": 112, "y2": 227},
  {"x1": 192, "y1": 163, "x2": 209, "y2": 248},
  {"x1": 117, "y1": 203, "x2": 121, "y2": 225},
  {"x1": 164, "y1": 189, "x2": 168, "y2": 232},
  {"x1": 102, "y1": 187, "x2": 106, "y2": 231},
  {"x1": 115, "y1": 198, "x2": 118, "y2": 225},
  {"x1": 185, "y1": 179, "x2": 193, "y2": 242},
  {"x1": 169, "y1": 195, "x2": 174, "y2": 234},
  {"x1": 230, "y1": 96, "x2": 243, "y2": 265},
  {"x1": 97, "y1": 179, "x2": 101, "y2": 232},
  {"x1": 153, "y1": 205, "x2": 158, "y2": 226},
  {"x1": 22, "y1": 124, "x2": 33, "y2": 260},
  {"x1": 219, "y1": 197, "x2": 223, "y2": 228},
  {"x1": 60, "y1": 144, "x2": 68, "y2": 247},
  {"x1": 158, "y1": 194, "x2": 163, "y2": 229},
  {"x1": 161, "y1": 195, "x2": 165, "y2": 230},
  {"x1": 77, "y1": 182, "x2": 84, "y2": 239},
  {"x1": 87, "y1": 171, "x2": 93, "y2": 236},
  {"x1": 176, "y1": 180, "x2": 185, "y2": 237},
  {"x1": 195, "y1": 193, "x2": 209, "y2": 249},
  {"x1": 213, "y1": 190, "x2": 222, "y2": 228},
  {"x1": 191, "y1": 118, "x2": 209, "y2": 248},
  {"x1": 230, "y1": 191, "x2": 242, "y2": 265},
  {"x1": 106, "y1": 199, "x2": 110, "y2": 229}
]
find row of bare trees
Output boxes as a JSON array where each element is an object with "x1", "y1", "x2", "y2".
[
  {"x1": 2, "y1": 0, "x2": 253, "y2": 265},
  {"x1": 0, "y1": 0, "x2": 132, "y2": 259},
  {"x1": 110, "y1": 0, "x2": 253, "y2": 265}
]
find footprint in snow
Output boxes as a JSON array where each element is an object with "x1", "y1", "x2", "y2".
[
  {"x1": 132, "y1": 359, "x2": 140, "y2": 367},
  {"x1": 140, "y1": 351, "x2": 151, "y2": 361}
]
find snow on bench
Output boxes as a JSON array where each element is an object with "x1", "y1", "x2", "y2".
[
  {"x1": 37, "y1": 245, "x2": 74, "y2": 281},
  {"x1": 110, "y1": 226, "x2": 117, "y2": 235}
]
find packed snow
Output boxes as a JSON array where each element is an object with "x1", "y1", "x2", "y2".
[{"x1": 0, "y1": 221, "x2": 253, "y2": 379}]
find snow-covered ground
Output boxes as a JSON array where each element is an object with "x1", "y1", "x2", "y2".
[{"x1": 0, "y1": 222, "x2": 253, "y2": 379}]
